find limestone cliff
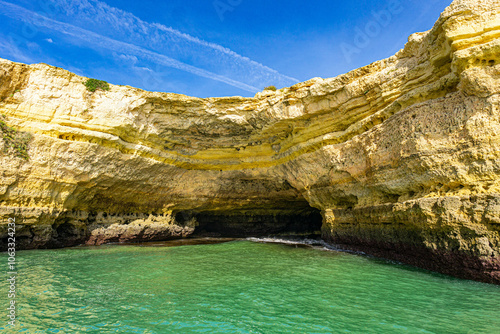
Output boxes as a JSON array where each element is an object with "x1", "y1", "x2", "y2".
[{"x1": 1, "y1": 0, "x2": 499, "y2": 283}]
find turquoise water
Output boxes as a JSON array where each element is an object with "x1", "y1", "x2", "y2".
[{"x1": 1, "y1": 239, "x2": 500, "y2": 333}]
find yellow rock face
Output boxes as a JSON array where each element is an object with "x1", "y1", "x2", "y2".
[{"x1": 0, "y1": 0, "x2": 499, "y2": 282}]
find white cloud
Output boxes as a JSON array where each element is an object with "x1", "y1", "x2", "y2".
[
  {"x1": 137, "y1": 66, "x2": 152, "y2": 72},
  {"x1": 0, "y1": 0, "x2": 261, "y2": 92},
  {"x1": 45, "y1": 38, "x2": 54, "y2": 43},
  {"x1": 0, "y1": 36, "x2": 34, "y2": 63},
  {"x1": 113, "y1": 52, "x2": 138, "y2": 65},
  {"x1": 23, "y1": 0, "x2": 299, "y2": 89}
]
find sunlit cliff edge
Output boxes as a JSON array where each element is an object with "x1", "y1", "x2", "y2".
[{"x1": 1, "y1": 0, "x2": 499, "y2": 283}]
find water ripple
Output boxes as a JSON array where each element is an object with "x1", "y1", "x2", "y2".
[{"x1": 1, "y1": 240, "x2": 499, "y2": 333}]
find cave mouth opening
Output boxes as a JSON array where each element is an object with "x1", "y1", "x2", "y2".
[{"x1": 176, "y1": 207, "x2": 323, "y2": 239}]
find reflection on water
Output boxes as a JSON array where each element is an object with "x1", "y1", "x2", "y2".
[{"x1": 1, "y1": 239, "x2": 499, "y2": 333}]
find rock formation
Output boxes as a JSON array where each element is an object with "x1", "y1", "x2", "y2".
[{"x1": 0, "y1": 0, "x2": 499, "y2": 283}]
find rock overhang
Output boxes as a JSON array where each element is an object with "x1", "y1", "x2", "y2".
[{"x1": 0, "y1": 0, "x2": 499, "y2": 283}]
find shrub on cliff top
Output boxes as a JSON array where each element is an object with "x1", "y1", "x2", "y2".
[
  {"x1": 83, "y1": 78, "x2": 110, "y2": 92},
  {"x1": 0, "y1": 115, "x2": 32, "y2": 160},
  {"x1": 264, "y1": 85, "x2": 277, "y2": 91}
]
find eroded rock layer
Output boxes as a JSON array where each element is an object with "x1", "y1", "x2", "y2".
[{"x1": 0, "y1": 0, "x2": 499, "y2": 283}]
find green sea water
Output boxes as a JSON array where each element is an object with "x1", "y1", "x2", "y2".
[{"x1": 1, "y1": 239, "x2": 500, "y2": 333}]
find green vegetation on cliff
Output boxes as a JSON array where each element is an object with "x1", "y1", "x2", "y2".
[
  {"x1": 0, "y1": 115, "x2": 32, "y2": 160},
  {"x1": 83, "y1": 78, "x2": 110, "y2": 92}
]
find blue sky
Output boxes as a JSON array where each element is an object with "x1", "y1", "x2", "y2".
[{"x1": 0, "y1": 0, "x2": 451, "y2": 98}]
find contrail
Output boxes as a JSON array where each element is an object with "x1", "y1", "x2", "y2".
[
  {"x1": 47, "y1": 0, "x2": 299, "y2": 85},
  {"x1": 0, "y1": 1, "x2": 262, "y2": 92},
  {"x1": 151, "y1": 22, "x2": 300, "y2": 83}
]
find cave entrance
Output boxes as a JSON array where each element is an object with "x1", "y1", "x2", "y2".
[{"x1": 177, "y1": 207, "x2": 323, "y2": 239}]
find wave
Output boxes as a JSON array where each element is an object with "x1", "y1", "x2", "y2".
[{"x1": 246, "y1": 237, "x2": 356, "y2": 253}]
